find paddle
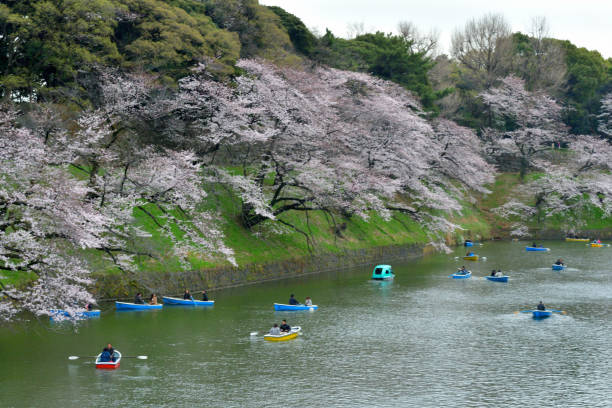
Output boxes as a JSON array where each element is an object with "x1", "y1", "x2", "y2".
[
  {"x1": 549, "y1": 310, "x2": 567, "y2": 314},
  {"x1": 68, "y1": 355, "x2": 148, "y2": 360}
]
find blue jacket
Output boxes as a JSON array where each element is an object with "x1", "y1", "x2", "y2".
[
  {"x1": 289, "y1": 297, "x2": 299, "y2": 305},
  {"x1": 99, "y1": 350, "x2": 112, "y2": 362}
]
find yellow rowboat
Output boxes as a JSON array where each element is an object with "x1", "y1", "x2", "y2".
[
  {"x1": 463, "y1": 255, "x2": 479, "y2": 261},
  {"x1": 590, "y1": 243, "x2": 607, "y2": 247},
  {"x1": 565, "y1": 238, "x2": 589, "y2": 242},
  {"x1": 263, "y1": 326, "x2": 301, "y2": 342}
]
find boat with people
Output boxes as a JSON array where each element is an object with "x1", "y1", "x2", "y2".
[
  {"x1": 464, "y1": 240, "x2": 474, "y2": 247},
  {"x1": 274, "y1": 303, "x2": 318, "y2": 311},
  {"x1": 263, "y1": 326, "x2": 301, "y2": 342},
  {"x1": 371, "y1": 264, "x2": 394, "y2": 280},
  {"x1": 485, "y1": 275, "x2": 508, "y2": 282},
  {"x1": 451, "y1": 270, "x2": 472, "y2": 279},
  {"x1": 95, "y1": 350, "x2": 121, "y2": 369},
  {"x1": 552, "y1": 264, "x2": 565, "y2": 270},
  {"x1": 531, "y1": 310, "x2": 553, "y2": 319},
  {"x1": 462, "y1": 254, "x2": 479, "y2": 261},
  {"x1": 565, "y1": 237, "x2": 589, "y2": 242},
  {"x1": 115, "y1": 301, "x2": 163, "y2": 311},
  {"x1": 525, "y1": 246, "x2": 549, "y2": 252},
  {"x1": 162, "y1": 296, "x2": 214, "y2": 306}
]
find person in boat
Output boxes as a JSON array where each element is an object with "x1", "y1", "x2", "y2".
[
  {"x1": 288, "y1": 294, "x2": 299, "y2": 305},
  {"x1": 537, "y1": 301, "x2": 546, "y2": 311},
  {"x1": 457, "y1": 266, "x2": 467, "y2": 275},
  {"x1": 555, "y1": 259, "x2": 564, "y2": 265},
  {"x1": 86, "y1": 303, "x2": 93, "y2": 311},
  {"x1": 269, "y1": 324, "x2": 281, "y2": 335},
  {"x1": 149, "y1": 293, "x2": 158, "y2": 305},
  {"x1": 532, "y1": 242, "x2": 537, "y2": 248},
  {"x1": 183, "y1": 289, "x2": 193, "y2": 300},
  {"x1": 100, "y1": 343, "x2": 115, "y2": 362},
  {"x1": 495, "y1": 269, "x2": 503, "y2": 277},
  {"x1": 490, "y1": 269, "x2": 496, "y2": 277},
  {"x1": 465, "y1": 251, "x2": 474, "y2": 256},
  {"x1": 134, "y1": 292, "x2": 144, "y2": 304},
  {"x1": 201, "y1": 290, "x2": 208, "y2": 301},
  {"x1": 279, "y1": 320, "x2": 291, "y2": 333},
  {"x1": 304, "y1": 297, "x2": 313, "y2": 306}
]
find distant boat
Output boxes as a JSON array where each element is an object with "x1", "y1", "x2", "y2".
[
  {"x1": 115, "y1": 301, "x2": 162, "y2": 311},
  {"x1": 263, "y1": 326, "x2": 301, "y2": 342},
  {"x1": 552, "y1": 264, "x2": 565, "y2": 271},
  {"x1": 274, "y1": 303, "x2": 318, "y2": 311},
  {"x1": 372, "y1": 264, "x2": 394, "y2": 280},
  {"x1": 532, "y1": 310, "x2": 553, "y2": 319},
  {"x1": 525, "y1": 246, "x2": 549, "y2": 252},
  {"x1": 451, "y1": 270, "x2": 472, "y2": 279},
  {"x1": 565, "y1": 237, "x2": 589, "y2": 242},
  {"x1": 162, "y1": 296, "x2": 214, "y2": 306},
  {"x1": 49, "y1": 309, "x2": 100, "y2": 321},
  {"x1": 464, "y1": 241, "x2": 474, "y2": 247},
  {"x1": 485, "y1": 275, "x2": 508, "y2": 282},
  {"x1": 463, "y1": 254, "x2": 479, "y2": 261}
]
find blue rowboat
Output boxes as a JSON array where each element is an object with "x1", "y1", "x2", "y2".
[
  {"x1": 451, "y1": 271, "x2": 472, "y2": 279},
  {"x1": 464, "y1": 241, "x2": 474, "y2": 247},
  {"x1": 552, "y1": 264, "x2": 565, "y2": 271},
  {"x1": 485, "y1": 275, "x2": 508, "y2": 282},
  {"x1": 49, "y1": 309, "x2": 101, "y2": 321},
  {"x1": 532, "y1": 310, "x2": 553, "y2": 319},
  {"x1": 115, "y1": 301, "x2": 162, "y2": 311},
  {"x1": 274, "y1": 303, "x2": 318, "y2": 311},
  {"x1": 525, "y1": 246, "x2": 549, "y2": 252},
  {"x1": 162, "y1": 296, "x2": 214, "y2": 306}
]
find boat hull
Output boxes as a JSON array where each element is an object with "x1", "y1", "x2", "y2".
[
  {"x1": 95, "y1": 351, "x2": 121, "y2": 369},
  {"x1": 525, "y1": 247, "x2": 549, "y2": 252},
  {"x1": 485, "y1": 276, "x2": 508, "y2": 282},
  {"x1": 49, "y1": 309, "x2": 101, "y2": 321},
  {"x1": 565, "y1": 238, "x2": 589, "y2": 242},
  {"x1": 115, "y1": 301, "x2": 162, "y2": 311},
  {"x1": 263, "y1": 326, "x2": 301, "y2": 342},
  {"x1": 371, "y1": 274, "x2": 395, "y2": 280},
  {"x1": 464, "y1": 241, "x2": 474, "y2": 247},
  {"x1": 451, "y1": 271, "x2": 472, "y2": 279},
  {"x1": 274, "y1": 303, "x2": 318, "y2": 311},
  {"x1": 532, "y1": 310, "x2": 553, "y2": 319},
  {"x1": 590, "y1": 243, "x2": 603, "y2": 247},
  {"x1": 552, "y1": 264, "x2": 565, "y2": 271},
  {"x1": 462, "y1": 255, "x2": 479, "y2": 261},
  {"x1": 162, "y1": 296, "x2": 214, "y2": 306}
]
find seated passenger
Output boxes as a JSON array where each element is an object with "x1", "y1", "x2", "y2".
[
  {"x1": 183, "y1": 289, "x2": 193, "y2": 300},
  {"x1": 555, "y1": 259, "x2": 564, "y2": 265},
  {"x1": 134, "y1": 292, "x2": 144, "y2": 304},
  {"x1": 495, "y1": 270, "x2": 503, "y2": 277},
  {"x1": 100, "y1": 343, "x2": 115, "y2": 362},
  {"x1": 201, "y1": 290, "x2": 208, "y2": 301},
  {"x1": 304, "y1": 297, "x2": 313, "y2": 306},
  {"x1": 490, "y1": 269, "x2": 496, "y2": 277},
  {"x1": 537, "y1": 301, "x2": 546, "y2": 311},
  {"x1": 279, "y1": 320, "x2": 291, "y2": 333},
  {"x1": 288, "y1": 294, "x2": 299, "y2": 305},
  {"x1": 269, "y1": 324, "x2": 281, "y2": 335},
  {"x1": 149, "y1": 293, "x2": 157, "y2": 305}
]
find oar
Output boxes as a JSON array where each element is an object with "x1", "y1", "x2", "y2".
[
  {"x1": 549, "y1": 310, "x2": 567, "y2": 315},
  {"x1": 68, "y1": 355, "x2": 148, "y2": 360},
  {"x1": 250, "y1": 331, "x2": 259, "y2": 336},
  {"x1": 513, "y1": 310, "x2": 534, "y2": 314}
]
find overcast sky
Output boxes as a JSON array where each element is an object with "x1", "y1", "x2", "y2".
[{"x1": 260, "y1": 0, "x2": 612, "y2": 58}]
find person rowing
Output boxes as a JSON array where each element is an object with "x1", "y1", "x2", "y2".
[
  {"x1": 457, "y1": 266, "x2": 468, "y2": 275},
  {"x1": 555, "y1": 259, "x2": 564, "y2": 265},
  {"x1": 134, "y1": 292, "x2": 144, "y2": 304},
  {"x1": 490, "y1": 269, "x2": 496, "y2": 277},
  {"x1": 269, "y1": 324, "x2": 281, "y2": 335},
  {"x1": 201, "y1": 290, "x2": 208, "y2": 301},
  {"x1": 99, "y1": 343, "x2": 115, "y2": 362},
  {"x1": 280, "y1": 319, "x2": 291, "y2": 333},
  {"x1": 183, "y1": 289, "x2": 193, "y2": 300},
  {"x1": 537, "y1": 301, "x2": 546, "y2": 311},
  {"x1": 288, "y1": 294, "x2": 299, "y2": 305}
]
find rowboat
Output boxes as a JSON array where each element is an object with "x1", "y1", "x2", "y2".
[
  {"x1": 372, "y1": 264, "x2": 394, "y2": 280},
  {"x1": 274, "y1": 303, "x2": 318, "y2": 311},
  {"x1": 451, "y1": 271, "x2": 472, "y2": 279},
  {"x1": 565, "y1": 237, "x2": 589, "y2": 242},
  {"x1": 464, "y1": 241, "x2": 474, "y2": 247},
  {"x1": 532, "y1": 310, "x2": 553, "y2": 319},
  {"x1": 49, "y1": 309, "x2": 101, "y2": 321},
  {"x1": 552, "y1": 264, "x2": 565, "y2": 271},
  {"x1": 590, "y1": 243, "x2": 605, "y2": 247},
  {"x1": 485, "y1": 275, "x2": 508, "y2": 282},
  {"x1": 162, "y1": 296, "x2": 214, "y2": 306},
  {"x1": 462, "y1": 255, "x2": 479, "y2": 261},
  {"x1": 263, "y1": 326, "x2": 301, "y2": 342},
  {"x1": 95, "y1": 350, "x2": 121, "y2": 369},
  {"x1": 525, "y1": 247, "x2": 549, "y2": 252},
  {"x1": 115, "y1": 301, "x2": 162, "y2": 311}
]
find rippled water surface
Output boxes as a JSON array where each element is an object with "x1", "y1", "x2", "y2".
[{"x1": 1, "y1": 241, "x2": 611, "y2": 407}]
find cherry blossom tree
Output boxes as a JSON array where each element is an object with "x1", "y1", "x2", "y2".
[
  {"x1": 480, "y1": 75, "x2": 568, "y2": 179},
  {"x1": 598, "y1": 92, "x2": 612, "y2": 138}
]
